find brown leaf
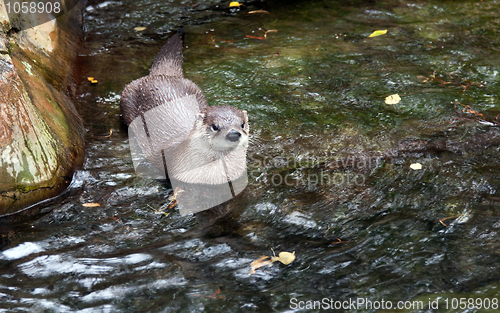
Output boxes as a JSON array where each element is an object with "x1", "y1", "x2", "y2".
[
  {"x1": 245, "y1": 35, "x2": 266, "y2": 40},
  {"x1": 248, "y1": 9, "x2": 270, "y2": 14},
  {"x1": 208, "y1": 287, "x2": 225, "y2": 299},
  {"x1": 249, "y1": 256, "x2": 273, "y2": 275}
]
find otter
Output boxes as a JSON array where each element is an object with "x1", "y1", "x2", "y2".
[{"x1": 120, "y1": 28, "x2": 249, "y2": 207}]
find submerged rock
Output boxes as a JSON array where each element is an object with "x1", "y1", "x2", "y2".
[{"x1": 0, "y1": 3, "x2": 85, "y2": 215}]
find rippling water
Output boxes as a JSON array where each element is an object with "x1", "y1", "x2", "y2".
[{"x1": 1, "y1": 0, "x2": 500, "y2": 312}]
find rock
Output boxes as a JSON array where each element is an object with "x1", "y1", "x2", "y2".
[{"x1": 0, "y1": 2, "x2": 85, "y2": 216}]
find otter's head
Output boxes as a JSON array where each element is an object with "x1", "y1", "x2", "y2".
[{"x1": 199, "y1": 105, "x2": 249, "y2": 153}]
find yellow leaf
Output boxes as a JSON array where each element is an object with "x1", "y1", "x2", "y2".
[
  {"x1": 82, "y1": 203, "x2": 100, "y2": 207},
  {"x1": 134, "y1": 27, "x2": 147, "y2": 31},
  {"x1": 249, "y1": 256, "x2": 273, "y2": 275},
  {"x1": 271, "y1": 251, "x2": 296, "y2": 265},
  {"x1": 87, "y1": 77, "x2": 94, "y2": 81},
  {"x1": 91, "y1": 79, "x2": 98, "y2": 84},
  {"x1": 410, "y1": 163, "x2": 422, "y2": 170},
  {"x1": 229, "y1": 1, "x2": 242, "y2": 7},
  {"x1": 368, "y1": 29, "x2": 387, "y2": 37},
  {"x1": 385, "y1": 94, "x2": 401, "y2": 105}
]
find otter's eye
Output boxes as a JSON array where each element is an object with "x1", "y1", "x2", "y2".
[
  {"x1": 210, "y1": 124, "x2": 219, "y2": 131},
  {"x1": 241, "y1": 123, "x2": 245, "y2": 128}
]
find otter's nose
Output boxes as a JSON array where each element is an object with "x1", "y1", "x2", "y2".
[{"x1": 226, "y1": 129, "x2": 241, "y2": 142}]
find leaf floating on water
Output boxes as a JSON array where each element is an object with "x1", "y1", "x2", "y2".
[
  {"x1": 437, "y1": 215, "x2": 457, "y2": 227},
  {"x1": 271, "y1": 251, "x2": 296, "y2": 265},
  {"x1": 410, "y1": 163, "x2": 422, "y2": 170},
  {"x1": 249, "y1": 256, "x2": 273, "y2": 275},
  {"x1": 104, "y1": 128, "x2": 113, "y2": 138},
  {"x1": 368, "y1": 29, "x2": 387, "y2": 37},
  {"x1": 264, "y1": 29, "x2": 278, "y2": 38},
  {"x1": 245, "y1": 35, "x2": 266, "y2": 40},
  {"x1": 229, "y1": 1, "x2": 242, "y2": 7},
  {"x1": 248, "y1": 9, "x2": 270, "y2": 14},
  {"x1": 457, "y1": 102, "x2": 485, "y2": 119},
  {"x1": 208, "y1": 287, "x2": 225, "y2": 299},
  {"x1": 249, "y1": 249, "x2": 297, "y2": 275},
  {"x1": 82, "y1": 203, "x2": 100, "y2": 207},
  {"x1": 385, "y1": 94, "x2": 401, "y2": 105},
  {"x1": 134, "y1": 26, "x2": 147, "y2": 31},
  {"x1": 416, "y1": 75, "x2": 429, "y2": 83},
  {"x1": 87, "y1": 77, "x2": 98, "y2": 84},
  {"x1": 453, "y1": 100, "x2": 500, "y2": 126},
  {"x1": 332, "y1": 238, "x2": 349, "y2": 244}
]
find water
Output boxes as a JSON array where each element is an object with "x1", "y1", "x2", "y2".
[{"x1": 1, "y1": 0, "x2": 500, "y2": 311}]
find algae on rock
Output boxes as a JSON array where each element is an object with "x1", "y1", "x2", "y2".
[{"x1": 0, "y1": 2, "x2": 84, "y2": 215}]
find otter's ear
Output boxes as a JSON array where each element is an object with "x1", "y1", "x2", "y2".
[{"x1": 242, "y1": 110, "x2": 248, "y2": 121}]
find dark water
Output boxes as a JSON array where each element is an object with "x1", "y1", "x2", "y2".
[{"x1": 2, "y1": 0, "x2": 500, "y2": 312}]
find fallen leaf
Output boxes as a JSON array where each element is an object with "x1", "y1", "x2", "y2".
[
  {"x1": 87, "y1": 77, "x2": 94, "y2": 81},
  {"x1": 461, "y1": 105, "x2": 485, "y2": 119},
  {"x1": 368, "y1": 29, "x2": 387, "y2": 37},
  {"x1": 332, "y1": 238, "x2": 349, "y2": 244},
  {"x1": 104, "y1": 128, "x2": 113, "y2": 138},
  {"x1": 154, "y1": 187, "x2": 184, "y2": 213},
  {"x1": 249, "y1": 256, "x2": 273, "y2": 275},
  {"x1": 134, "y1": 26, "x2": 147, "y2": 31},
  {"x1": 245, "y1": 35, "x2": 266, "y2": 40},
  {"x1": 437, "y1": 216, "x2": 457, "y2": 227},
  {"x1": 271, "y1": 251, "x2": 296, "y2": 265},
  {"x1": 248, "y1": 9, "x2": 270, "y2": 14},
  {"x1": 229, "y1": 1, "x2": 242, "y2": 7},
  {"x1": 82, "y1": 203, "x2": 100, "y2": 207},
  {"x1": 91, "y1": 79, "x2": 98, "y2": 84},
  {"x1": 385, "y1": 94, "x2": 401, "y2": 105},
  {"x1": 410, "y1": 163, "x2": 422, "y2": 170},
  {"x1": 208, "y1": 287, "x2": 225, "y2": 299},
  {"x1": 264, "y1": 29, "x2": 278, "y2": 38}
]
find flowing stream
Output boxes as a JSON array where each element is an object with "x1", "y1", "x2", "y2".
[{"x1": 1, "y1": 0, "x2": 500, "y2": 312}]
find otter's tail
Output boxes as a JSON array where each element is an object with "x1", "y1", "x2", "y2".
[{"x1": 150, "y1": 27, "x2": 184, "y2": 77}]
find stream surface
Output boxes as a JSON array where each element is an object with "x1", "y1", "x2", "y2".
[{"x1": 2, "y1": 0, "x2": 500, "y2": 312}]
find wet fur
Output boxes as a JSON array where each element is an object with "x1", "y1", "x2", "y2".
[{"x1": 120, "y1": 29, "x2": 249, "y2": 184}]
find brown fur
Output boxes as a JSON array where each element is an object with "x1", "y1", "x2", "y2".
[{"x1": 119, "y1": 29, "x2": 249, "y2": 184}]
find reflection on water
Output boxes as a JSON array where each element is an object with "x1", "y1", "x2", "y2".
[{"x1": 1, "y1": 0, "x2": 500, "y2": 311}]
